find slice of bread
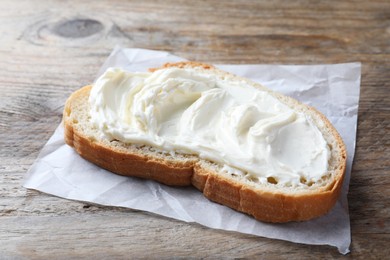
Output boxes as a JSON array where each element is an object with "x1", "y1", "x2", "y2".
[{"x1": 63, "y1": 62, "x2": 346, "y2": 223}]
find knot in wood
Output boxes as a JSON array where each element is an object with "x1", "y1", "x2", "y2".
[{"x1": 53, "y1": 18, "x2": 103, "y2": 38}]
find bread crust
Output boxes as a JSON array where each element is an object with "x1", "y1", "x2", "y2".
[{"x1": 63, "y1": 62, "x2": 346, "y2": 223}]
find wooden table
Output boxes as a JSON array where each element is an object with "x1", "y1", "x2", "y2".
[{"x1": 1, "y1": 0, "x2": 389, "y2": 258}]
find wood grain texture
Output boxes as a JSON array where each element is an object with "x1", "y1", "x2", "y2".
[{"x1": 0, "y1": 0, "x2": 389, "y2": 258}]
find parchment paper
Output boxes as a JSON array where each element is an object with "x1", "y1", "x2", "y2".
[{"x1": 24, "y1": 47, "x2": 361, "y2": 254}]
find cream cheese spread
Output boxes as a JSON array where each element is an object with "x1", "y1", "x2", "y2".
[{"x1": 89, "y1": 67, "x2": 330, "y2": 187}]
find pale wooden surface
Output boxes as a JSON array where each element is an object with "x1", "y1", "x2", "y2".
[{"x1": 1, "y1": 0, "x2": 389, "y2": 258}]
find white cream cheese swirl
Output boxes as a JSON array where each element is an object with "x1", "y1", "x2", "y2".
[{"x1": 89, "y1": 67, "x2": 330, "y2": 187}]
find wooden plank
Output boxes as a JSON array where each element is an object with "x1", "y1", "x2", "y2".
[{"x1": 0, "y1": 0, "x2": 389, "y2": 258}]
